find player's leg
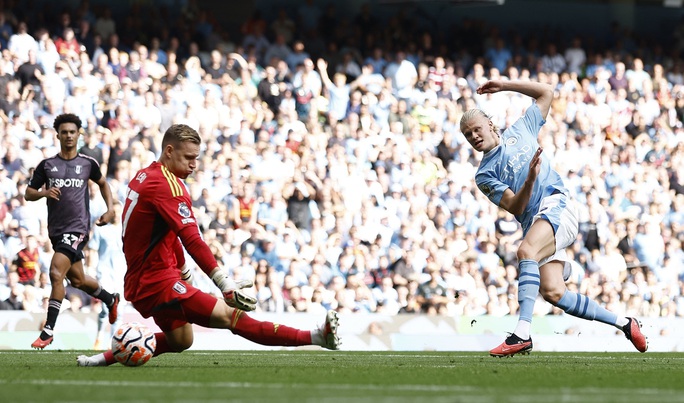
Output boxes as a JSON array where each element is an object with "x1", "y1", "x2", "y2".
[
  {"x1": 66, "y1": 260, "x2": 119, "y2": 324},
  {"x1": 94, "y1": 298, "x2": 123, "y2": 349},
  {"x1": 515, "y1": 217, "x2": 557, "y2": 336},
  {"x1": 94, "y1": 306, "x2": 108, "y2": 350},
  {"x1": 539, "y1": 262, "x2": 647, "y2": 352},
  {"x1": 31, "y1": 252, "x2": 72, "y2": 349},
  {"x1": 203, "y1": 293, "x2": 340, "y2": 349},
  {"x1": 489, "y1": 218, "x2": 555, "y2": 357},
  {"x1": 78, "y1": 309, "x2": 194, "y2": 367},
  {"x1": 78, "y1": 284, "x2": 340, "y2": 367}
]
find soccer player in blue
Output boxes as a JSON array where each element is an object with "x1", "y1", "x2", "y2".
[{"x1": 460, "y1": 79, "x2": 647, "y2": 357}]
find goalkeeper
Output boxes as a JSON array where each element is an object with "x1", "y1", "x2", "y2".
[{"x1": 78, "y1": 124, "x2": 339, "y2": 366}]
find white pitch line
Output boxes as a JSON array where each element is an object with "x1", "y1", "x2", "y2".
[
  {"x1": 147, "y1": 352, "x2": 684, "y2": 362},
  {"x1": 0, "y1": 379, "x2": 477, "y2": 393},
  {"x1": 3, "y1": 351, "x2": 684, "y2": 362},
  {"x1": 1, "y1": 378, "x2": 682, "y2": 399}
]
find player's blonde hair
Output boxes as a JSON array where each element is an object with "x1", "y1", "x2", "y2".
[
  {"x1": 161, "y1": 124, "x2": 201, "y2": 148},
  {"x1": 460, "y1": 109, "x2": 500, "y2": 136}
]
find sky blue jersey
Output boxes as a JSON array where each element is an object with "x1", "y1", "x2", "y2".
[{"x1": 475, "y1": 103, "x2": 567, "y2": 234}]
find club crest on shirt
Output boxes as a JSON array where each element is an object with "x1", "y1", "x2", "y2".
[
  {"x1": 178, "y1": 202, "x2": 191, "y2": 218},
  {"x1": 505, "y1": 137, "x2": 517, "y2": 146},
  {"x1": 173, "y1": 281, "x2": 187, "y2": 294},
  {"x1": 75, "y1": 165, "x2": 82, "y2": 174}
]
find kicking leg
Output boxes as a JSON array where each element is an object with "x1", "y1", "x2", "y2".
[
  {"x1": 78, "y1": 323, "x2": 191, "y2": 367},
  {"x1": 540, "y1": 262, "x2": 647, "y2": 353},
  {"x1": 207, "y1": 297, "x2": 340, "y2": 350}
]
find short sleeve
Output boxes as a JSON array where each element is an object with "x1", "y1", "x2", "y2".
[
  {"x1": 27, "y1": 160, "x2": 47, "y2": 190},
  {"x1": 88, "y1": 157, "x2": 103, "y2": 182},
  {"x1": 476, "y1": 171, "x2": 509, "y2": 207}
]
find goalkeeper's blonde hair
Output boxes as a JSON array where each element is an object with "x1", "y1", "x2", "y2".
[{"x1": 162, "y1": 124, "x2": 201, "y2": 148}]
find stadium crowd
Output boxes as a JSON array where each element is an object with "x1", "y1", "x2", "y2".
[{"x1": 0, "y1": 1, "x2": 683, "y2": 330}]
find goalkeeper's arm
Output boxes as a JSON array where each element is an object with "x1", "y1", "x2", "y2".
[{"x1": 177, "y1": 227, "x2": 256, "y2": 311}]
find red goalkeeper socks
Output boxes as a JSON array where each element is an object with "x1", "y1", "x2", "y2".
[{"x1": 230, "y1": 310, "x2": 312, "y2": 346}]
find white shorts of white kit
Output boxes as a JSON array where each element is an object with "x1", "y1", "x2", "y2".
[{"x1": 532, "y1": 193, "x2": 579, "y2": 281}]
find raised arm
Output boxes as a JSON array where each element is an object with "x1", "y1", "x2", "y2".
[
  {"x1": 316, "y1": 58, "x2": 333, "y2": 88},
  {"x1": 477, "y1": 80, "x2": 554, "y2": 118}
]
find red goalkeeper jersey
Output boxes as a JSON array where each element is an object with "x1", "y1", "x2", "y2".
[{"x1": 122, "y1": 162, "x2": 217, "y2": 302}]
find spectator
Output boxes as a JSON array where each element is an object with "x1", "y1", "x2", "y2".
[
  {"x1": 8, "y1": 21, "x2": 37, "y2": 65},
  {"x1": 15, "y1": 49, "x2": 43, "y2": 95},
  {"x1": 626, "y1": 58, "x2": 652, "y2": 96},
  {"x1": 386, "y1": 50, "x2": 418, "y2": 103},
  {"x1": 0, "y1": 11, "x2": 13, "y2": 50},
  {"x1": 609, "y1": 61, "x2": 629, "y2": 91},
  {"x1": 270, "y1": 8, "x2": 296, "y2": 45},
  {"x1": 564, "y1": 36, "x2": 586, "y2": 76},
  {"x1": 0, "y1": 271, "x2": 21, "y2": 302},
  {"x1": 0, "y1": 281, "x2": 23, "y2": 310},
  {"x1": 93, "y1": 7, "x2": 116, "y2": 42},
  {"x1": 539, "y1": 43, "x2": 566, "y2": 74},
  {"x1": 263, "y1": 33, "x2": 291, "y2": 68},
  {"x1": 286, "y1": 40, "x2": 310, "y2": 73},
  {"x1": 54, "y1": 27, "x2": 80, "y2": 60},
  {"x1": 317, "y1": 58, "x2": 351, "y2": 123},
  {"x1": 485, "y1": 38, "x2": 512, "y2": 73},
  {"x1": 11, "y1": 234, "x2": 41, "y2": 286}
]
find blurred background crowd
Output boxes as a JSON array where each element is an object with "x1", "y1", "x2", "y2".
[{"x1": 0, "y1": 0, "x2": 683, "y2": 328}]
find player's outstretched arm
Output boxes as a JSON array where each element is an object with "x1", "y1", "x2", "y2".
[
  {"x1": 176, "y1": 225, "x2": 256, "y2": 311},
  {"x1": 477, "y1": 80, "x2": 553, "y2": 118}
]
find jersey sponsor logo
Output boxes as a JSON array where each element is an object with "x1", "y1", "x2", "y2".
[
  {"x1": 502, "y1": 144, "x2": 532, "y2": 180},
  {"x1": 181, "y1": 218, "x2": 195, "y2": 224},
  {"x1": 48, "y1": 178, "x2": 85, "y2": 188},
  {"x1": 178, "y1": 202, "x2": 191, "y2": 218},
  {"x1": 172, "y1": 281, "x2": 187, "y2": 294}
]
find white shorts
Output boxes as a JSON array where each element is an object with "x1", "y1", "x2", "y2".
[{"x1": 532, "y1": 194, "x2": 579, "y2": 281}]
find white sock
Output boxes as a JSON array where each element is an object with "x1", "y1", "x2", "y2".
[
  {"x1": 513, "y1": 320, "x2": 531, "y2": 340},
  {"x1": 309, "y1": 328, "x2": 323, "y2": 346},
  {"x1": 90, "y1": 353, "x2": 107, "y2": 366}
]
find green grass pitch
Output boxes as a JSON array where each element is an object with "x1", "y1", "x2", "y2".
[{"x1": 1, "y1": 351, "x2": 683, "y2": 402}]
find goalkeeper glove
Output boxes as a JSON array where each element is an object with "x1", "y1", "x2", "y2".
[{"x1": 210, "y1": 269, "x2": 257, "y2": 311}]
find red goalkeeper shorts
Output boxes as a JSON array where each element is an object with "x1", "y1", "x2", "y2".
[{"x1": 132, "y1": 279, "x2": 220, "y2": 332}]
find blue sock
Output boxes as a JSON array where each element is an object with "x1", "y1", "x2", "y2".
[
  {"x1": 517, "y1": 259, "x2": 540, "y2": 323},
  {"x1": 556, "y1": 290, "x2": 618, "y2": 326}
]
